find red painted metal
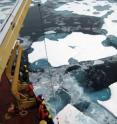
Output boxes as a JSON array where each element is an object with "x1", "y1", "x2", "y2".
[{"x1": 0, "y1": 72, "x2": 39, "y2": 124}]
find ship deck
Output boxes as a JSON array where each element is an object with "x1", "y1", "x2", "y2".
[{"x1": 0, "y1": 72, "x2": 39, "y2": 124}]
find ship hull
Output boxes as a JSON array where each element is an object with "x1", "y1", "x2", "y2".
[{"x1": 0, "y1": 72, "x2": 38, "y2": 124}]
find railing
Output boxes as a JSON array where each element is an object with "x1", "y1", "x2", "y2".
[
  {"x1": 0, "y1": 0, "x2": 32, "y2": 79},
  {"x1": 0, "y1": 0, "x2": 23, "y2": 45}
]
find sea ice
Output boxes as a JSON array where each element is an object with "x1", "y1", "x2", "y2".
[
  {"x1": 28, "y1": 32, "x2": 117, "y2": 67},
  {"x1": 98, "y1": 82, "x2": 117, "y2": 117},
  {"x1": 55, "y1": 0, "x2": 111, "y2": 17},
  {"x1": 55, "y1": 0, "x2": 117, "y2": 36},
  {"x1": 54, "y1": 104, "x2": 98, "y2": 124}
]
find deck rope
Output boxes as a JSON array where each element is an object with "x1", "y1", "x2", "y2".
[{"x1": 37, "y1": 2, "x2": 57, "y2": 117}]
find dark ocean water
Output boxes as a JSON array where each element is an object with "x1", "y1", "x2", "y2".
[{"x1": 1, "y1": 0, "x2": 117, "y2": 123}]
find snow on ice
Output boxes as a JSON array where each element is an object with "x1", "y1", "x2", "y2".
[
  {"x1": 98, "y1": 82, "x2": 117, "y2": 117},
  {"x1": 28, "y1": 32, "x2": 117, "y2": 67}
]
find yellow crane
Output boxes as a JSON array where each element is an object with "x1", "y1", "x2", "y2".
[
  {"x1": 0, "y1": 0, "x2": 36, "y2": 110},
  {"x1": 0, "y1": 1, "x2": 53, "y2": 124}
]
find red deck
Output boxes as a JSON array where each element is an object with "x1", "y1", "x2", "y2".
[{"x1": 0, "y1": 73, "x2": 39, "y2": 124}]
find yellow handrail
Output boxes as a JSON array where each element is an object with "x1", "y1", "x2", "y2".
[{"x1": 11, "y1": 45, "x2": 23, "y2": 100}]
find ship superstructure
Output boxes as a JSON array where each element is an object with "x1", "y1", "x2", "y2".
[{"x1": 0, "y1": 0, "x2": 53, "y2": 124}]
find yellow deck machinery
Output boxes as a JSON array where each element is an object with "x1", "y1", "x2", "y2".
[{"x1": 0, "y1": 0, "x2": 36, "y2": 110}]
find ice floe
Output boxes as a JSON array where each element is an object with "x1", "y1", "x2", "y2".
[
  {"x1": 102, "y1": 8, "x2": 117, "y2": 36},
  {"x1": 55, "y1": 0, "x2": 117, "y2": 36},
  {"x1": 28, "y1": 32, "x2": 117, "y2": 67},
  {"x1": 55, "y1": 0, "x2": 111, "y2": 17},
  {"x1": 54, "y1": 104, "x2": 98, "y2": 124},
  {"x1": 98, "y1": 82, "x2": 117, "y2": 117},
  {"x1": 93, "y1": 60, "x2": 104, "y2": 65},
  {"x1": 32, "y1": 0, "x2": 47, "y2": 4},
  {"x1": 31, "y1": 0, "x2": 47, "y2": 6}
]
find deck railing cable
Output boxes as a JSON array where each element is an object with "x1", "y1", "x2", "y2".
[{"x1": 37, "y1": 2, "x2": 57, "y2": 117}]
